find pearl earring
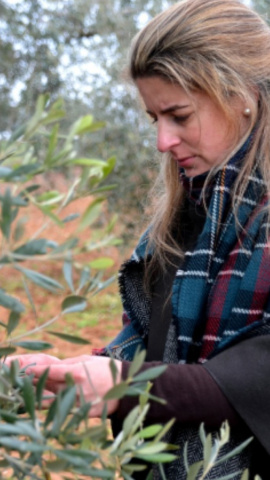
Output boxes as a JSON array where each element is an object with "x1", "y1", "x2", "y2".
[{"x1": 243, "y1": 108, "x2": 251, "y2": 117}]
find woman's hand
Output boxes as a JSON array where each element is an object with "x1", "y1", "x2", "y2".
[
  {"x1": 25, "y1": 355, "x2": 121, "y2": 417},
  {"x1": 3, "y1": 353, "x2": 122, "y2": 416}
]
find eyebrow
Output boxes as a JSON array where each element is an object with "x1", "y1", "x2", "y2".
[{"x1": 146, "y1": 104, "x2": 190, "y2": 115}]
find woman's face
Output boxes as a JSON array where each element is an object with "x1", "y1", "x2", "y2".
[{"x1": 136, "y1": 76, "x2": 250, "y2": 177}]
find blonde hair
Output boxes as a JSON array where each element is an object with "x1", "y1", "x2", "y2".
[{"x1": 128, "y1": 0, "x2": 270, "y2": 270}]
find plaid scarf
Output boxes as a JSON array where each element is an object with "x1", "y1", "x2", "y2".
[
  {"x1": 95, "y1": 145, "x2": 270, "y2": 366},
  {"x1": 174, "y1": 160, "x2": 269, "y2": 363}
]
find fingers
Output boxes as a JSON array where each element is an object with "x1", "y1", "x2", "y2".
[
  {"x1": 29, "y1": 362, "x2": 97, "y2": 399},
  {"x1": 30, "y1": 365, "x2": 73, "y2": 395},
  {"x1": 4, "y1": 354, "x2": 61, "y2": 370},
  {"x1": 29, "y1": 363, "x2": 78, "y2": 385},
  {"x1": 33, "y1": 376, "x2": 66, "y2": 395},
  {"x1": 4, "y1": 354, "x2": 91, "y2": 370}
]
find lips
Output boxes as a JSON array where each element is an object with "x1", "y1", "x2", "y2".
[{"x1": 175, "y1": 156, "x2": 196, "y2": 168}]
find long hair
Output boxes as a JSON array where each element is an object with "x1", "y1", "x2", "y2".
[{"x1": 128, "y1": 0, "x2": 270, "y2": 271}]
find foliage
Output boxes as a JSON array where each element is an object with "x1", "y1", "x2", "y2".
[
  {"x1": 0, "y1": 94, "x2": 119, "y2": 355},
  {"x1": 0, "y1": 349, "x2": 255, "y2": 480},
  {"x1": 183, "y1": 422, "x2": 253, "y2": 480},
  {"x1": 0, "y1": 352, "x2": 177, "y2": 479},
  {"x1": 0, "y1": 95, "x2": 176, "y2": 479},
  {"x1": 252, "y1": 0, "x2": 270, "y2": 16},
  {"x1": 0, "y1": 0, "x2": 176, "y2": 220}
]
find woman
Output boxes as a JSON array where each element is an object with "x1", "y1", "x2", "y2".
[{"x1": 9, "y1": 0, "x2": 270, "y2": 478}]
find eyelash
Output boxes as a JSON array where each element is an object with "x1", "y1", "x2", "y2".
[
  {"x1": 172, "y1": 114, "x2": 190, "y2": 125},
  {"x1": 150, "y1": 114, "x2": 190, "y2": 125}
]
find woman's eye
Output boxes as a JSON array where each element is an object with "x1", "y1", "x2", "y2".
[
  {"x1": 173, "y1": 114, "x2": 190, "y2": 124},
  {"x1": 148, "y1": 113, "x2": 191, "y2": 125}
]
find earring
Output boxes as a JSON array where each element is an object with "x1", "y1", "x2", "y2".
[{"x1": 243, "y1": 107, "x2": 251, "y2": 117}]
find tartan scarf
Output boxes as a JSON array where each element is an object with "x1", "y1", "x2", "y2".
[
  {"x1": 174, "y1": 158, "x2": 269, "y2": 363},
  {"x1": 96, "y1": 144, "x2": 270, "y2": 365}
]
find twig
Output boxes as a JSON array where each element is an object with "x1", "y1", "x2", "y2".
[{"x1": 0, "y1": 312, "x2": 62, "y2": 346}]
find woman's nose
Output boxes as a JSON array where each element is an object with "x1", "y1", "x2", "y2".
[{"x1": 157, "y1": 123, "x2": 181, "y2": 153}]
